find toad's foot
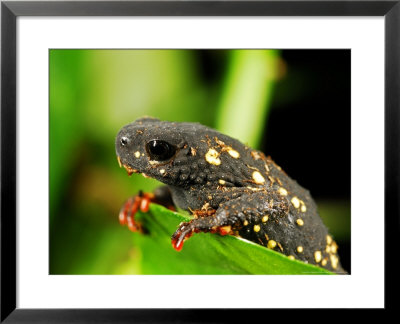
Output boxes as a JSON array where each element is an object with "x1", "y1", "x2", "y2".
[
  {"x1": 171, "y1": 210, "x2": 235, "y2": 251},
  {"x1": 119, "y1": 186, "x2": 175, "y2": 233},
  {"x1": 119, "y1": 191, "x2": 154, "y2": 232}
]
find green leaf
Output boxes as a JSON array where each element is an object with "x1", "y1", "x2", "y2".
[{"x1": 131, "y1": 204, "x2": 334, "y2": 275}]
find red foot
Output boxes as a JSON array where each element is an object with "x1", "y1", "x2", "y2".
[
  {"x1": 119, "y1": 191, "x2": 154, "y2": 232},
  {"x1": 171, "y1": 236, "x2": 184, "y2": 251},
  {"x1": 171, "y1": 223, "x2": 195, "y2": 251},
  {"x1": 171, "y1": 218, "x2": 232, "y2": 252}
]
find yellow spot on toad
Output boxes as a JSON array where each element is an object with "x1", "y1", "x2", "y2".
[
  {"x1": 314, "y1": 251, "x2": 322, "y2": 263},
  {"x1": 134, "y1": 151, "x2": 141, "y2": 158},
  {"x1": 201, "y1": 202, "x2": 210, "y2": 210},
  {"x1": 330, "y1": 242, "x2": 338, "y2": 254},
  {"x1": 291, "y1": 196, "x2": 301, "y2": 209},
  {"x1": 218, "y1": 179, "x2": 226, "y2": 185},
  {"x1": 159, "y1": 169, "x2": 166, "y2": 175},
  {"x1": 278, "y1": 187, "x2": 288, "y2": 196},
  {"x1": 321, "y1": 258, "x2": 328, "y2": 266},
  {"x1": 326, "y1": 235, "x2": 333, "y2": 245},
  {"x1": 253, "y1": 224, "x2": 261, "y2": 232},
  {"x1": 205, "y1": 148, "x2": 221, "y2": 166},
  {"x1": 243, "y1": 220, "x2": 249, "y2": 226},
  {"x1": 296, "y1": 218, "x2": 304, "y2": 226},
  {"x1": 252, "y1": 171, "x2": 265, "y2": 184},
  {"x1": 288, "y1": 255, "x2": 295, "y2": 260},
  {"x1": 267, "y1": 240, "x2": 277, "y2": 249},
  {"x1": 300, "y1": 204, "x2": 307, "y2": 212},
  {"x1": 246, "y1": 186, "x2": 263, "y2": 192},
  {"x1": 262, "y1": 215, "x2": 269, "y2": 223},
  {"x1": 219, "y1": 225, "x2": 232, "y2": 235},
  {"x1": 227, "y1": 148, "x2": 240, "y2": 159},
  {"x1": 297, "y1": 246, "x2": 304, "y2": 253},
  {"x1": 330, "y1": 254, "x2": 339, "y2": 269}
]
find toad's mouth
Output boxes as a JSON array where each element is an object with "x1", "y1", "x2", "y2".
[
  {"x1": 117, "y1": 155, "x2": 150, "y2": 178},
  {"x1": 117, "y1": 155, "x2": 138, "y2": 175}
]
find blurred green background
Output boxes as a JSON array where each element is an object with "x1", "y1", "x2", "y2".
[{"x1": 49, "y1": 49, "x2": 351, "y2": 274}]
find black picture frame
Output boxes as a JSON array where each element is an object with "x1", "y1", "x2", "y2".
[{"x1": 1, "y1": 0, "x2": 398, "y2": 321}]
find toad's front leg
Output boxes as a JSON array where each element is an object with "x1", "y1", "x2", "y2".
[{"x1": 171, "y1": 191, "x2": 289, "y2": 251}]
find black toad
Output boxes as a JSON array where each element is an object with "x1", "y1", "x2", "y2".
[{"x1": 115, "y1": 117, "x2": 346, "y2": 274}]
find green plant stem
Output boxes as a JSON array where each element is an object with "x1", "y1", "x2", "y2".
[{"x1": 216, "y1": 50, "x2": 280, "y2": 148}]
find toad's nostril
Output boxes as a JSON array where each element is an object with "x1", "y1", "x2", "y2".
[{"x1": 120, "y1": 136, "x2": 129, "y2": 146}]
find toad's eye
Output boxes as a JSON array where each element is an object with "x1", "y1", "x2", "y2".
[{"x1": 146, "y1": 140, "x2": 176, "y2": 161}]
